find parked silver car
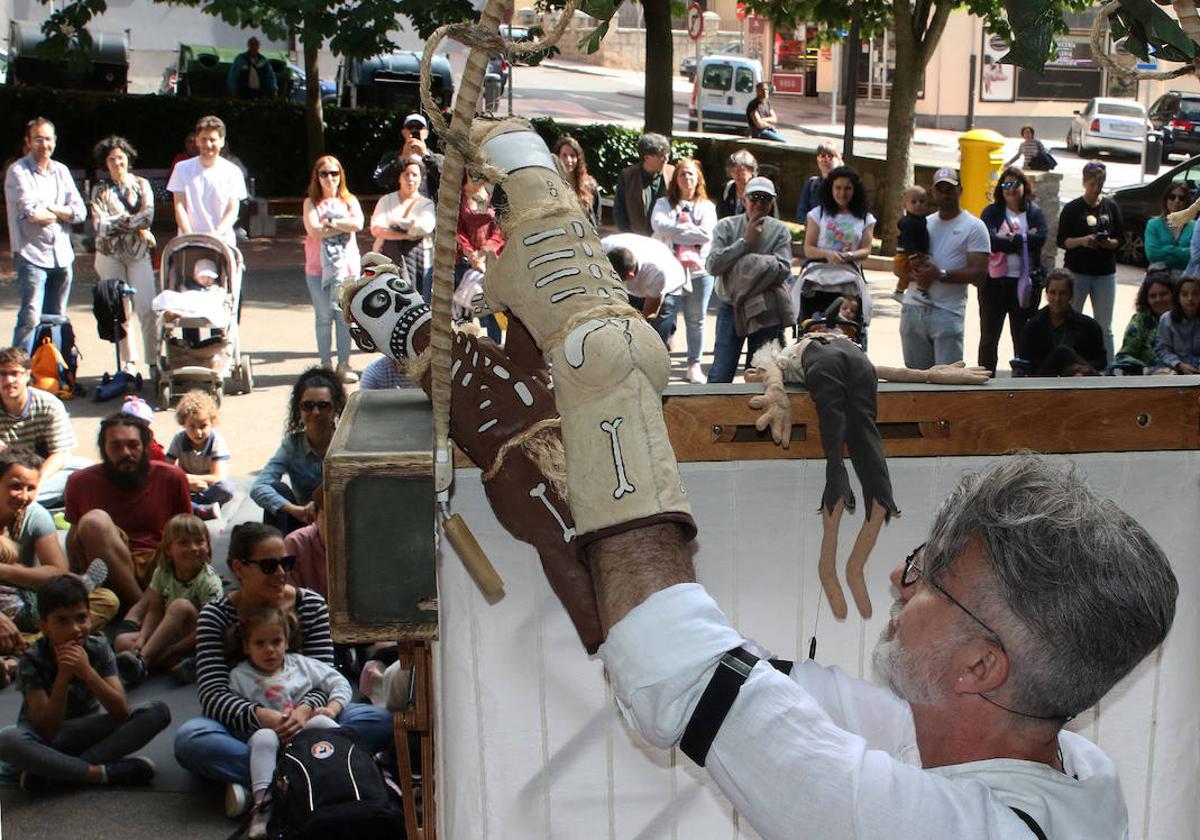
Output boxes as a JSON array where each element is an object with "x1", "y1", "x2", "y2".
[{"x1": 1066, "y1": 97, "x2": 1150, "y2": 159}]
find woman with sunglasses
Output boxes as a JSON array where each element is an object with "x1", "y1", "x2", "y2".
[
  {"x1": 977, "y1": 167, "x2": 1048, "y2": 375},
  {"x1": 303, "y1": 155, "x2": 363, "y2": 384},
  {"x1": 174, "y1": 522, "x2": 393, "y2": 817},
  {"x1": 1056, "y1": 160, "x2": 1122, "y2": 363},
  {"x1": 1144, "y1": 182, "x2": 1193, "y2": 271},
  {"x1": 250, "y1": 367, "x2": 346, "y2": 535}
]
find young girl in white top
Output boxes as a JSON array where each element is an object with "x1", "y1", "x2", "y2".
[{"x1": 226, "y1": 604, "x2": 352, "y2": 838}]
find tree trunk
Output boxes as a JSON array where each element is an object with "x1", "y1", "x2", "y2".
[
  {"x1": 303, "y1": 30, "x2": 325, "y2": 163},
  {"x1": 642, "y1": 0, "x2": 674, "y2": 136},
  {"x1": 877, "y1": 0, "x2": 952, "y2": 254}
]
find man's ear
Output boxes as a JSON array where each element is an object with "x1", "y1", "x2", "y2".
[{"x1": 954, "y1": 639, "x2": 1009, "y2": 697}]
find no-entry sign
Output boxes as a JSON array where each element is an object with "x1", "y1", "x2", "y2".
[{"x1": 687, "y1": 2, "x2": 704, "y2": 41}]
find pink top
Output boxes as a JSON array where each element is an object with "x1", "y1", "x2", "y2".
[
  {"x1": 284, "y1": 523, "x2": 327, "y2": 598},
  {"x1": 304, "y1": 197, "x2": 361, "y2": 277}
]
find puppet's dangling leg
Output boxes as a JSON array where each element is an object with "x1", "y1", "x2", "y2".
[
  {"x1": 819, "y1": 499, "x2": 848, "y2": 620},
  {"x1": 845, "y1": 499, "x2": 888, "y2": 619}
]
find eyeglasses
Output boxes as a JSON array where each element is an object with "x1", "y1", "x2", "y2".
[
  {"x1": 1000, "y1": 180, "x2": 1021, "y2": 190},
  {"x1": 319, "y1": 170, "x2": 341, "y2": 178},
  {"x1": 900, "y1": 543, "x2": 1072, "y2": 722},
  {"x1": 747, "y1": 193, "x2": 774, "y2": 204},
  {"x1": 239, "y1": 555, "x2": 297, "y2": 575},
  {"x1": 900, "y1": 543, "x2": 1007, "y2": 651},
  {"x1": 300, "y1": 400, "x2": 333, "y2": 412}
]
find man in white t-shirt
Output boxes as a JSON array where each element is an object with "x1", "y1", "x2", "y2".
[
  {"x1": 601, "y1": 233, "x2": 686, "y2": 346},
  {"x1": 166, "y1": 115, "x2": 248, "y2": 249},
  {"x1": 898, "y1": 168, "x2": 989, "y2": 369}
]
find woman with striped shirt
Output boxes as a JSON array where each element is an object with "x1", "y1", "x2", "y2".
[{"x1": 172, "y1": 523, "x2": 392, "y2": 817}]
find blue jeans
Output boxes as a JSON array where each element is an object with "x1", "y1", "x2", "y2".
[
  {"x1": 13, "y1": 255, "x2": 72, "y2": 352},
  {"x1": 192, "y1": 478, "x2": 235, "y2": 506},
  {"x1": 676, "y1": 273, "x2": 715, "y2": 365},
  {"x1": 173, "y1": 702, "x2": 395, "y2": 786},
  {"x1": 1069, "y1": 271, "x2": 1116, "y2": 363},
  {"x1": 755, "y1": 128, "x2": 785, "y2": 142},
  {"x1": 899, "y1": 303, "x2": 965, "y2": 369},
  {"x1": 304, "y1": 274, "x2": 351, "y2": 368},
  {"x1": 708, "y1": 301, "x2": 742, "y2": 383}
]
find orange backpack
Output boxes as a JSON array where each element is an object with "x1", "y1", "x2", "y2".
[{"x1": 29, "y1": 336, "x2": 75, "y2": 400}]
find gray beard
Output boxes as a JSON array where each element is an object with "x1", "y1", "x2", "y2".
[{"x1": 871, "y1": 604, "x2": 956, "y2": 707}]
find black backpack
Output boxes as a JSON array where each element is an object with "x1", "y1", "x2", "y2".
[{"x1": 266, "y1": 728, "x2": 407, "y2": 840}]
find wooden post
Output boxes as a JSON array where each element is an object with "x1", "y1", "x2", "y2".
[{"x1": 394, "y1": 640, "x2": 436, "y2": 840}]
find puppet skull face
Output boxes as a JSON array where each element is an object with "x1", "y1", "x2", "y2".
[{"x1": 346, "y1": 269, "x2": 431, "y2": 362}]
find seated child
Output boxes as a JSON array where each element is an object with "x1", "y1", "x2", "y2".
[
  {"x1": 227, "y1": 604, "x2": 352, "y2": 839},
  {"x1": 284, "y1": 484, "x2": 327, "y2": 598},
  {"x1": 893, "y1": 186, "x2": 931, "y2": 302},
  {"x1": 165, "y1": 390, "x2": 234, "y2": 520},
  {"x1": 0, "y1": 576, "x2": 170, "y2": 789},
  {"x1": 113, "y1": 514, "x2": 223, "y2": 686},
  {"x1": 185, "y1": 258, "x2": 222, "y2": 293},
  {"x1": 120, "y1": 395, "x2": 165, "y2": 462}
]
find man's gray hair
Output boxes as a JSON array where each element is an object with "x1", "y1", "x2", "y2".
[
  {"x1": 924, "y1": 453, "x2": 1177, "y2": 721},
  {"x1": 727, "y1": 150, "x2": 757, "y2": 172},
  {"x1": 638, "y1": 133, "x2": 670, "y2": 161}
]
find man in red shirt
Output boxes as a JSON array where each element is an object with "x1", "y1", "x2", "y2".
[{"x1": 65, "y1": 414, "x2": 191, "y2": 608}]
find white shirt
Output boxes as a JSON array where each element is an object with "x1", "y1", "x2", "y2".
[
  {"x1": 998, "y1": 209, "x2": 1030, "y2": 277},
  {"x1": 600, "y1": 233, "x2": 686, "y2": 298},
  {"x1": 806, "y1": 207, "x2": 876, "y2": 254},
  {"x1": 902, "y1": 209, "x2": 990, "y2": 315},
  {"x1": 370, "y1": 191, "x2": 436, "y2": 248},
  {"x1": 601, "y1": 583, "x2": 1130, "y2": 840},
  {"x1": 167, "y1": 156, "x2": 248, "y2": 248},
  {"x1": 650, "y1": 197, "x2": 718, "y2": 265}
]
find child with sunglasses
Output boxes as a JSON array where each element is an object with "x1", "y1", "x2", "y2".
[{"x1": 225, "y1": 604, "x2": 350, "y2": 838}]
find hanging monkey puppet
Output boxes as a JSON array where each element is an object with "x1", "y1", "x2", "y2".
[
  {"x1": 341, "y1": 254, "x2": 603, "y2": 653},
  {"x1": 750, "y1": 297, "x2": 991, "y2": 619}
]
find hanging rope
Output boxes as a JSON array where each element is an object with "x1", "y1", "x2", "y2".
[{"x1": 1089, "y1": 0, "x2": 1197, "y2": 82}]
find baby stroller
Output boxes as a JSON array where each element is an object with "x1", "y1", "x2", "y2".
[
  {"x1": 152, "y1": 234, "x2": 253, "y2": 410},
  {"x1": 789, "y1": 260, "x2": 873, "y2": 347}
]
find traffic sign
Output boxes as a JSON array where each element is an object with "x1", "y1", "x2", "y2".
[
  {"x1": 687, "y1": 2, "x2": 704, "y2": 41},
  {"x1": 736, "y1": 2, "x2": 745, "y2": 20}
]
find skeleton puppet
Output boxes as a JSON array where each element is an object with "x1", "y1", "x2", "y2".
[
  {"x1": 342, "y1": 255, "x2": 603, "y2": 652},
  {"x1": 751, "y1": 298, "x2": 990, "y2": 620}
]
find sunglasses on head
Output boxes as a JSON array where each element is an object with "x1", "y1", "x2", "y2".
[
  {"x1": 240, "y1": 555, "x2": 297, "y2": 575},
  {"x1": 300, "y1": 400, "x2": 333, "y2": 412},
  {"x1": 1083, "y1": 163, "x2": 1106, "y2": 174},
  {"x1": 747, "y1": 193, "x2": 773, "y2": 203},
  {"x1": 319, "y1": 170, "x2": 341, "y2": 178}
]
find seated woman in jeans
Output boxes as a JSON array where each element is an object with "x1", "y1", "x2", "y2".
[
  {"x1": 249, "y1": 368, "x2": 345, "y2": 535},
  {"x1": 173, "y1": 523, "x2": 393, "y2": 817}
]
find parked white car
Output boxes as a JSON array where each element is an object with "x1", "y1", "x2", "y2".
[{"x1": 1066, "y1": 97, "x2": 1150, "y2": 159}]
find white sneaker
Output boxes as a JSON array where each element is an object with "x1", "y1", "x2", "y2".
[
  {"x1": 81, "y1": 559, "x2": 109, "y2": 593},
  {"x1": 247, "y1": 801, "x2": 271, "y2": 839},
  {"x1": 336, "y1": 362, "x2": 359, "y2": 384},
  {"x1": 225, "y1": 782, "x2": 250, "y2": 818},
  {"x1": 686, "y1": 363, "x2": 707, "y2": 385}
]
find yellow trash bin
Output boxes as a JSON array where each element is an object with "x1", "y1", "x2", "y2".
[{"x1": 958, "y1": 129, "x2": 1006, "y2": 218}]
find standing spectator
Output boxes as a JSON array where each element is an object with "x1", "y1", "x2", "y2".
[
  {"x1": 614, "y1": 133, "x2": 673, "y2": 235},
  {"x1": 1006, "y1": 125, "x2": 1051, "y2": 170},
  {"x1": 1112, "y1": 269, "x2": 1176, "y2": 374},
  {"x1": 168, "y1": 132, "x2": 197, "y2": 182},
  {"x1": 250, "y1": 368, "x2": 345, "y2": 536},
  {"x1": 1057, "y1": 160, "x2": 1122, "y2": 362},
  {"x1": 5, "y1": 117, "x2": 86, "y2": 353},
  {"x1": 1154, "y1": 274, "x2": 1200, "y2": 374},
  {"x1": 226, "y1": 37, "x2": 277, "y2": 99},
  {"x1": 0, "y1": 346, "x2": 89, "y2": 508},
  {"x1": 369, "y1": 156, "x2": 435, "y2": 297},
  {"x1": 1017, "y1": 270, "x2": 1107, "y2": 376},
  {"x1": 899, "y1": 168, "x2": 990, "y2": 369},
  {"x1": 706, "y1": 177, "x2": 794, "y2": 382},
  {"x1": 65, "y1": 413, "x2": 192, "y2": 609},
  {"x1": 90, "y1": 135, "x2": 156, "y2": 379},
  {"x1": 716, "y1": 150, "x2": 759, "y2": 220},
  {"x1": 302, "y1": 155, "x2": 363, "y2": 384},
  {"x1": 167, "y1": 116, "x2": 248, "y2": 250},
  {"x1": 977, "y1": 166, "x2": 1048, "y2": 374},
  {"x1": 746, "y1": 82, "x2": 784, "y2": 142},
  {"x1": 651, "y1": 159, "x2": 718, "y2": 383},
  {"x1": 372, "y1": 114, "x2": 444, "y2": 200},
  {"x1": 795, "y1": 142, "x2": 841, "y2": 222},
  {"x1": 1145, "y1": 182, "x2": 1193, "y2": 271},
  {"x1": 553, "y1": 136, "x2": 601, "y2": 227},
  {"x1": 455, "y1": 175, "x2": 505, "y2": 342},
  {"x1": 601, "y1": 234, "x2": 687, "y2": 346}
]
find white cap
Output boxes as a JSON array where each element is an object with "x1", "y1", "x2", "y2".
[
  {"x1": 932, "y1": 167, "x2": 960, "y2": 186},
  {"x1": 744, "y1": 176, "x2": 776, "y2": 198},
  {"x1": 194, "y1": 258, "x2": 219, "y2": 279},
  {"x1": 403, "y1": 113, "x2": 428, "y2": 129}
]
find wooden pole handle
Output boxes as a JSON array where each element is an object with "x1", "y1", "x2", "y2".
[{"x1": 442, "y1": 513, "x2": 504, "y2": 599}]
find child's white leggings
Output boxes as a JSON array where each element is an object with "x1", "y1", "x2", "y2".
[{"x1": 248, "y1": 714, "x2": 340, "y2": 793}]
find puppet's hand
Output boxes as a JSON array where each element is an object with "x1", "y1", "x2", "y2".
[
  {"x1": 748, "y1": 366, "x2": 792, "y2": 448},
  {"x1": 923, "y1": 362, "x2": 992, "y2": 385}
]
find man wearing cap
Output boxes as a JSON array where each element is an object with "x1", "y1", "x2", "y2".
[
  {"x1": 898, "y1": 168, "x2": 989, "y2": 369},
  {"x1": 167, "y1": 115, "x2": 247, "y2": 250},
  {"x1": 601, "y1": 233, "x2": 687, "y2": 345},
  {"x1": 705, "y1": 176, "x2": 794, "y2": 382},
  {"x1": 372, "y1": 114, "x2": 444, "y2": 200}
]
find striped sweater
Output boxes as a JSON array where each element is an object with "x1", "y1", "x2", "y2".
[{"x1": 195, "y1": 588, "x2": 335, "y2": 737}]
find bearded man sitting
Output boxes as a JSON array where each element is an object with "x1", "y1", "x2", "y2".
[{"x1": 65, "y1": 413, "x2": 191, "y2": 609}]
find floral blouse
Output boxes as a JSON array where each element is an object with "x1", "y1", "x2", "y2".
[{"x1": 90, "y1": 176, "x2": 155, "y2": 262}]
